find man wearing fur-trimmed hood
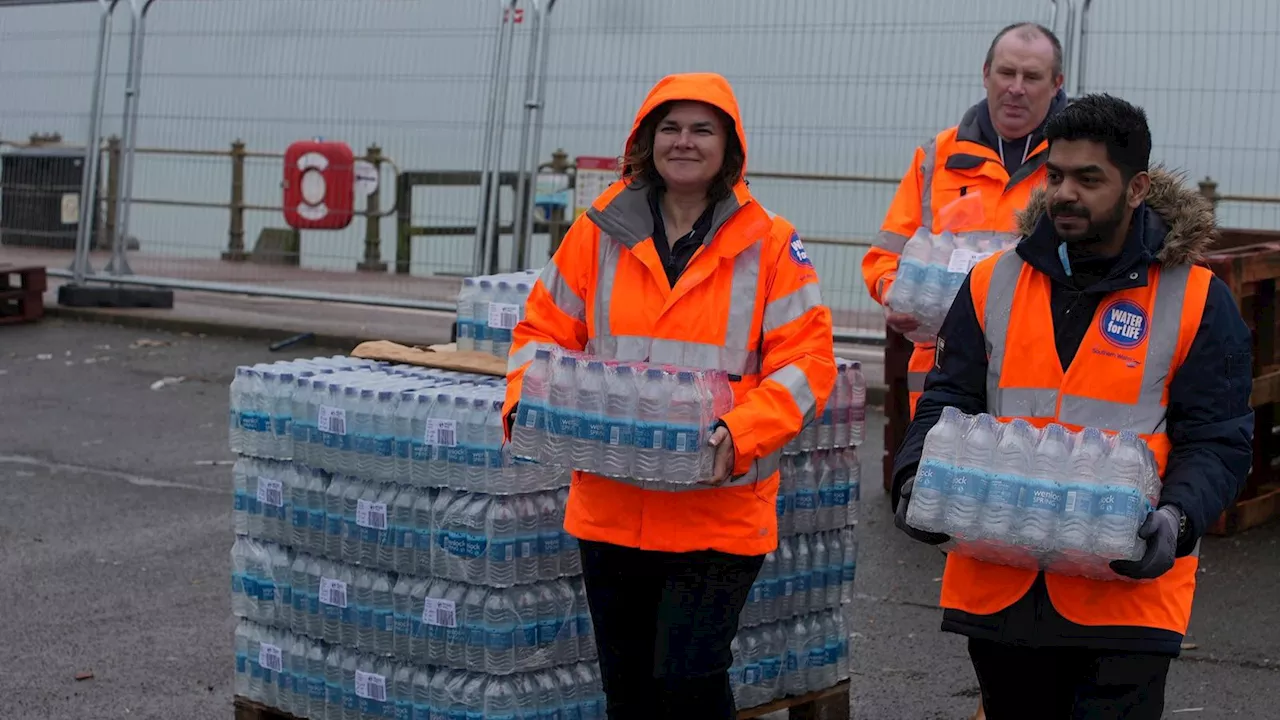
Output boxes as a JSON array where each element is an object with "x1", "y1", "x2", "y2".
[{"x1": 891, "y1": 94, "x2": 1254, "y2": 718}]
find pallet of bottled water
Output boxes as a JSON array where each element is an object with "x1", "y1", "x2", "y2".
[
  {"x1": 455, "y1": 269, "x2": 539, "y2": 359},
  {"x1": 884, "y1": 229, "x2": 1020, "y2": 343},
  {"x1": 729, "y1": 444, "x2": 861, "y2": 705},
  {"x1": 508, "y1": 346, "x2": 736, "y2": 485},
  {"x1": 229, "y1": 355, "x2": 605, "y2": 719},
  {"x1": 905, "y1": 407, "x2": 1162, "y2": 581}
]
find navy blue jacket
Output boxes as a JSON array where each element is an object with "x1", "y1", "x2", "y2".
[{"x1": 892, "y1": 169, "x2": 1255, "y2": 654}]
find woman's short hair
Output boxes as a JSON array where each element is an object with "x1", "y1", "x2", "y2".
[{"x1": 618, "y1": 100, "x2": 745, "y2": 202}]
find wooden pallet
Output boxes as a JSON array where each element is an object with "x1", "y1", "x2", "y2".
[
  {"x1": 235, "y1": 682, "x2": 852, "y2": 720},
  {"x1": 0, "y1": 263, "x2": 46, "y2": 325},
  {"x1": 739, "y1": 678, "x2": 851, "y2": 719},
  {"x1": 1203, "y1": 234, "x2": 1280, "y2": 536}
]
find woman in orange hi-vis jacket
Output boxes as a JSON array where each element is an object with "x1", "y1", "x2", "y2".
[{"x1": 501, "y1": 73, "x2": 836, "y2": 718}]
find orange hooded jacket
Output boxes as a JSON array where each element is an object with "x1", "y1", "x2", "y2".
[{"x1": 501, "y1": 73, "x2": 837, "y2": 557}]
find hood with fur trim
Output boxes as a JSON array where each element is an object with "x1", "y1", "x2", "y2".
[{"x1": 1014, "y1": 166, "x2": 1218, "y2": 266}]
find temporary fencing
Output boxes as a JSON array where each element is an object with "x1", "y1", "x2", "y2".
[{"x1": 3, "y1": 0, "x2": 1277, "y2": 340}]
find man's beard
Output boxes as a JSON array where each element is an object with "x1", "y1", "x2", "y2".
[{"x1": 1049, "y1": 194, "x2": 1128, "y2": 249}]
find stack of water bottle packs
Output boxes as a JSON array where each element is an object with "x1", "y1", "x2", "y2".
[
  {"x1": 906, "y1": 407, "x2": 1163, "y2": 581},
  {"x1": 455, "y1": 269, "x2": 539, "y2": 360},
  {"x1": 508, "y1": 346, "x2": 737, "y2": 485},
  {"x1": 883, "y1": 228, "x2": 1020, "y2": 342},
  {"x1": 228, "y1": 355, "x2": 606, "y2": 719},
  {"x1": 729, "y1": 358, "x2": 868, "y2": 708}
]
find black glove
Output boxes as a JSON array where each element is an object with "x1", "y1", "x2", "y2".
[
  {"x1": 894, "y1": 477, "x2": 950, "y2": 546},
  {"x1": 1110, "y1": 505, "x2": 1181, "y2": 580}
]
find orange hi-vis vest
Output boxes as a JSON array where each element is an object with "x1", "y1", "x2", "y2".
[
  {"x1": 950, "y1": 248, "x2": 1213, "y2": 634},
  {"x1": 863, "y1": 123, "x2": 1050, "y2": 417},
  {"x1": 503, "y1": 73, "x2": 837, "y2": 557}
]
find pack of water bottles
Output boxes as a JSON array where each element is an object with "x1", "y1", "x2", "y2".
[
  {"x1": 230, "y1": 356, "x2": 570, "y2": 495},
  {"x1": 455, "y1": 270, "x2": 540, "y2": 359},
  {"x1": 783, "y1": 358, "x2": 869, "y2": 454},
  {"x1": 739, "y1": 529, "x2": 857, "y2": 629},
  {"x1": 905, "y1": 407, "x2": 1163, "y2": 580},
  {"x1": 883, "y1": 228, "x2": 1020, "y2": 343},
  {"x1": 509, "y1": 346, "x2": 736, "y2": 485},
  {"x1": 235, "y1": 619, "x2": 606, "y2": 720},
  {"x1": 729, "y1": 609, "x2": 851, "y2": 709},
  {"x1": 234, "y1": 460, "x2": 581, "y2": 588},
  {"x1": 776, "y1": 448, "x2": 861, "y2": 535}
]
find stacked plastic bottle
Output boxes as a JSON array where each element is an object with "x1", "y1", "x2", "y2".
[
  {"x1": 883, "y1": 228, "x2": 1021, "y2": 343},
  {"x1": 229, "y1": 356, "x2": 604, "y2": 719},
  {"x1": 454, "y1": 270, "x2": 540, "y2": 359},
  {"x1": 729, "y1": 357, "x2": 866, "y2": 707},
  {"x1": 905, "y1": 407, "x2": 1162, "y2": 580},
  {"x1": 508, "y1": 346, "x2": 737, "y2": 485}
]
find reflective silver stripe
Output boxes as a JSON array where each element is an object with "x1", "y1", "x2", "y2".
[
  {"x1": 767, "y1": 363, "x2": 818, "y2": 425},
  {"x1": 920, "y1": 137, "x2": 938, "y2": 231},
  {"x1": 1057, "y1": 264, "x2": 1192, "y2": 435},
  {"x1": 907, "y1": 371, "x2": 928, "y2": 393},
  {"x1": 597, "y1": 450, "x2": 782, "y2": 492},
  {"x1": 990, "y1": 387, "x2": 1059, "y2": 419},
  {"x1": 724, "y1": 241, "x2": 763, "y2": 366},
  {"x1": 506, "y1": 341, "x2": 559, "y2": 373},
  {"x1": 982, "y1": 251, "x2": 1026, "y2": 410},
  {"x1": 591, "y1": 335, "x2": 760, "y2": 378},
  {"x1": 538, "y1": 261, "x2": 586, "y2": 322},
  {"x1": 763, "y1": 282, "x2": 823, "y2": 335},
  {"x1": 590, "y1": 234, "x2": 624, "y2": 349},
  {"x1": 874, "y1": 230, "x2": 909, "y2": 253}
]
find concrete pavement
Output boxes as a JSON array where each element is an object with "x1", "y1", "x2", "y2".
[{"x1": 0, "y1": 318, "x2": 1275, "y2": 719}]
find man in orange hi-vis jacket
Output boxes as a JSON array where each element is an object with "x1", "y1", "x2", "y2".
[
  {"x1": 502, "y1": 72, "x2": 836, "y2": 718},
  {"x1": 863, "y1": 22, "x2": 1069, "y2": 418}
]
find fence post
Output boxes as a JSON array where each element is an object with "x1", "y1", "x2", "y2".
[
  {"x1": 396, "y1": 173, "x2": 413, "y2": 274},
  {"x1": 546, "y1": 148, "x2": 570, "y2": 258},
  {"x1": 358, "y1": 143, "x2": 388, "y2": 272},
  {"x1": 1199, "y1": 176, "x2": 1219, "y2": 209},
  {"x1": 103, "y1": 134, "x2": 122, "y2": 250},
  {"x1": 223, "y1": 139, "x2": 248, "y2": 261}
]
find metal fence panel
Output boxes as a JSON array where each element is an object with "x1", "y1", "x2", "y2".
[
  {"x1": 3, "y1": 0, "x2": 1066, "y2": 335},
  {"x1": 1077, "y1": 0, "x2": 1280, "y2": 231}
]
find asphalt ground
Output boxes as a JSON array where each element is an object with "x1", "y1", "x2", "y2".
[{"x1": 1, "y1": 317, "x2": 1276, "y2": 719}]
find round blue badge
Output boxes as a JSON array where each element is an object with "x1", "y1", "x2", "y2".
[
  {"x1": 1098, "y1": 299, "x2": 1149, "y2": 349},
  {"x1": 788, "y1": 232, "x2": 813, "y2": 267}
]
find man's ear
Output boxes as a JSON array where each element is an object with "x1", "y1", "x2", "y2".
[{"x1": 1127, "y1": 171, "x2": 1151, "y2": 209}]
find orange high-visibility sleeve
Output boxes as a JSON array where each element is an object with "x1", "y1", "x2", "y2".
[
  {"x1": 720, "y1": 222, "x2": 837, "y2": 476},
  {"x1": 501, "y1": 217, "x2": 596, "y2": 441},
  {"x1": 863, "y1": 143, "x2": 927, "y2": 304}
]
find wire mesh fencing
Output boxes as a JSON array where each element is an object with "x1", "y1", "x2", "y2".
[{"x1": 13, "y1": 1, "x2": 1275, "y2": 338}]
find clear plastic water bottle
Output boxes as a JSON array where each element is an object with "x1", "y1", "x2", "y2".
[
  {"x1": 473, "y1": 279, "x2": 494, "y2": 355},
  {"x1": 574, "y1": 361, "x2": 607, "y2": 470},
  {"x1": 456, "y1": 277, "x2": 479, "y2": 352},
  {"x1": 1017, "y1": 424, "x2": 1070, "y2": 550},
  {"x1": 546, "y1": 356, "x2": 579, "y2": 460},
  {"x1": 633, "y1": 368, "x2": 669, "y2": 479},
  {"x1": 886, "y1": 227, "x2": 931, "y2": 318},
  {"x1": 944, "y1": 413, "x2": 1000, "y2": 537},
  {"x1": 792, "y1": 454, "x2": 819, "y2": 535},
  {"x1": 661, "y1": 370, "x2": 705, "y2": 481},
  {"x1": 980, "y1": 418, "x2": 1035, "y2": 546},
  {"x1": 831, "y1": 361, "x2": 851, "y2": 448},
  {"x1": 513, "y1": 349, "x2": 553, "y2": 459},
  {"x1": 1095, "y1": 431, "x2": 1152, "y2": 560},
  {"x1": 906, "y1": 406, "x2": 965, "y2": 532},
  {"x1": 1058, "y1": 427, "x2": 1106, "y2": 555},
  {"x1": 491, "y1": 280, "x2": 520, "y2": 359},
  {"x1": 599, "y1": 364, "x2": 637, "y2": 477},
  {"x1": 849, "y1": 361, "x2": 867, "y2": 447}
]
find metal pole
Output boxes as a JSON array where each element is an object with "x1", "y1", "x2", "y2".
[
  {"x1": 508, "y1": 0, "x2": 543, "y2": 273},
  {"x1": 1074, "y1": 0, "x2": 1095, "y2": 95},
  {"x1": 472, "y1": 0, "x2": 519, "y2": 276},
  {"x1": 106, "y1": 0, "x2": 157, "y2": 276},
  {"x1": 480, "y1": 0, "x2": 519, "y2": 275},
  {"x1": 71, "y1": 0, "x2": 121, "y2": 283},
  {"x1": 517, "y1": 0, "x2": 556, "y2": 269}
]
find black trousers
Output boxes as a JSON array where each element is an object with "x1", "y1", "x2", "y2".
[
  {"x1": 968, "y1": 638, "x2": 1173, "y2": 720},
  {"x1": 579, "y1": 538, "x2": 764, "y2": 720}
]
